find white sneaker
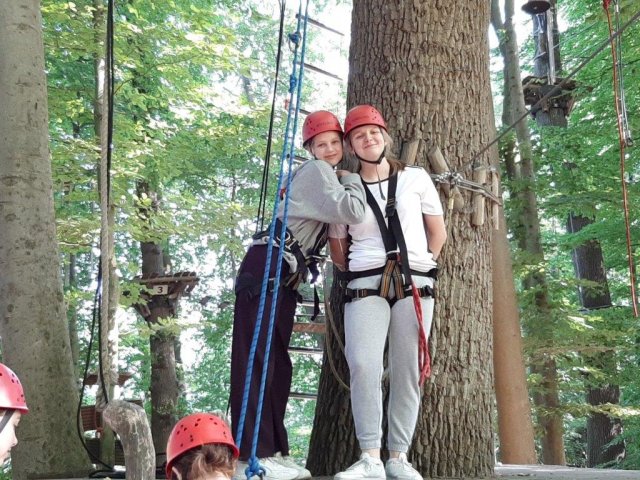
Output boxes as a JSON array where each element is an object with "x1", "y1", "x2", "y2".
[
  {"x1": 334, "y1": 453, "x2": 385, "y2": 480},
  {"x1": 273, "y1": 452, "x2": 312, "y2": 480},
  {"x1": 234, "y1": 457, "x2": 299, "y2": 480},
  {"x1": 385, "y1": 453, "x2": 422, "y2": 480}
]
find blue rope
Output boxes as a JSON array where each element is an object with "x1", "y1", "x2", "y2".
[{"x1": 235, "y1": 1, "x2": 310, "y2": 477}]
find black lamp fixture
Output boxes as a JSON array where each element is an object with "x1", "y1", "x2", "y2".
[{"x1": 522, "y1": 0, "x2": 551, "y2": 14}]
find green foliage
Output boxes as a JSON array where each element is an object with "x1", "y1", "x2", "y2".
[{"x1": 495, "y1": 0, "x2": 640, "y2": 467}]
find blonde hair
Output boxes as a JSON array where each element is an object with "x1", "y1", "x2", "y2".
[
  {"x1": 172, "y1": 444, "x2": 237, "y2": 480},
  {"x1": 342, "y1": 128, "x2": 406, "y2": 174}
]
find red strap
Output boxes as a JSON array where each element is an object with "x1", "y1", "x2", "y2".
[
  {"x1": 412, "y1": 283, "x2": 431, "y2": 386},
  {"x1": 602, "y1": 0, "x2": 611, "y2": 9}
]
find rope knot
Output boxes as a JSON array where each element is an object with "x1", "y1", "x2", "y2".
[
  {"x1": 288, "y1": 31, "x2": 300, "y2": 45},
  {"x1": 246, "y1": 456, "x2": 266, "y2": 480},
  {"x1": 289, "y1": 74, "x2": 298, "y2": 93}
]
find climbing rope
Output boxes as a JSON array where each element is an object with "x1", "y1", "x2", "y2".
[
  {"x1": 323, "y1": 270, "x2": 350, "y2": 392},
  {"x1": 603, "y1": 0, "x2": 638, "y2": 317},
  {"x1": 76, "y1": 0, "x2": 117, "y2": 472},
  {"x1": 235, "y1": 2, "x2": 310, "y2": 477},
  {"x1": 429, "y1": 171, "x2": 502, "y2": 205},
  {"x1": 255, "y1": 0, "x2": 287, "y2": 234}
]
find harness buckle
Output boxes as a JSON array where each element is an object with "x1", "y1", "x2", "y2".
[
  {"x1": 385, "y1": 198, "x2": 396, "y2": 218},
  {"x1": 385, "y1": 249, "x2": 400, "y2": 260}
]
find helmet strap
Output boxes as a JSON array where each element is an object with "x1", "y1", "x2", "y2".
[
  {"x1": 355, "y1": 146, "x2": 386, "y2": 165},
  {"x1": 0, "y1": 409, "x2": 15, "y2": 435}
]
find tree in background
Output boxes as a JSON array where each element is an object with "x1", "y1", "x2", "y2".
[{"x1": 0, "y1": 1, "x2": 91, "y2": 478}]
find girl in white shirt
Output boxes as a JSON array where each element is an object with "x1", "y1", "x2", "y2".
[{"x1": 329, "y1": 105, "x2": 447, "y2": 480}]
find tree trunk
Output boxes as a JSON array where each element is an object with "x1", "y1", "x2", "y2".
[
  {"x1": 489, "y1": 0, "x2": 537, "y2": 464},
  {"x1": 311, "y1": 2, "x2": 495, "y2": 477},
  {"x1": 94, "y1": 1, "x2": 119, "y2": 463},
  {"x1": 136, "y1": 182, "x2": 180, "y2": 467},
  {"x1": 492, "y1": 210, "x2": 537, "y2": 464},
  {"x1": 494, "y1": 0, "x2": 565, "y2": 464},
  {"x1": 0, "y1": 2, "x2": 90, "y2": 478},
  {"x1": 103, "y1": 400, "x2": 156, "y2": 480},
  {"x1": 567, "y1": 213, "x2": 624, "y2": 467}
]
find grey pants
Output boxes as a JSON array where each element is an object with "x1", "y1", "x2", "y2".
[{"x1": 344, "y1": 274, "x2": 435, "y2": 453}]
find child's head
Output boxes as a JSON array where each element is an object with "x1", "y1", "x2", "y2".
[
  {"x1": 166, "y1": 413, "x2": 239, "y2": 480},
  {"x1": 302, "y1": 110, "x2": 344, "y2": 165},
  {"x1": 0, "y1": 363, "x2": 28, "y2": 464}
]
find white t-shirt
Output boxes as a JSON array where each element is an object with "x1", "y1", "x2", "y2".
[{"x1": 328, "y1": 166, "x2": 443, "y2": 272}]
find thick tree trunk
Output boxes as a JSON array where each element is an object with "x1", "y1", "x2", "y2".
[
  {"x1": 310, "y1": 2, "x2": 495, "y2": 477},
  {"x1": 567, "y1": 213, "x2": 624, "y2": 467},
  {"x1": 0, "y1": 2, "x2": 90, "y2": 478}
]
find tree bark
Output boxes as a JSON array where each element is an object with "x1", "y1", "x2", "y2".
[
  {"x1": 310, "y1": 2, "x2": 495, "y2": 477},
  {"x1": 0, "y1": 2, "x2": 91, "y2": 478},
  {"x1": 103, "y1": 400, "x2": 156, "y2": 480}
]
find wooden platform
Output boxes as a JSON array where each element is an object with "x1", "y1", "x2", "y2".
[
  {"x1": 494, "y1": 464, "x2": 640, "y2": 479},
  {"x1": 49, "y1": 465, "x2": 640, "y2": 480},
  {"x1": 312, "y1": 465, "x2": 640, "y2": 479}
]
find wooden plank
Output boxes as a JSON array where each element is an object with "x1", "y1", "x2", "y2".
[
  {"x1": 295, "y1": 14, "x2": 345, "y2": 36},
  {"x1": 293, "y1": 322, "x2": 326, "y2": 334},
  {"x1": 301, "y1": 62, "x2": 343, "y2": 82},
  {"x1": 289, "y1": 346, "x2": 323, "y2": 355},
  {"x1": 289, "y1": 391, "x2": 317, "y2": 400}
]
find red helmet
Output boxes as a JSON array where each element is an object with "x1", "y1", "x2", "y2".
[
  {"x1": 166, "y1": 413, "x2": 239, "y2": 479},
  {"x1": 0, "y1": 363, "x2": 28, "y2": 413},
  {"x1": 302, "y1": 110, "x2": 343, "y2": 146},
  {"x1": 343, "y1": 105, "x2": 387, "y2": 138}
]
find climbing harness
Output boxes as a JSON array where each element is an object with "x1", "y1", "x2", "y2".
[
  {"x1": 342, "y1": 171, "x2": 434, "y2": 384},
  {"x1": 603, "y1": 0, "x2": 638, "y2": 317},
  {"x1": 235, "y1": 1, "x2": 311, "y2": 477}
]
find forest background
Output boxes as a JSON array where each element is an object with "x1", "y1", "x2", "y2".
[{"x1": 1, "y1": 0, "x2": 639, "y2": 476}]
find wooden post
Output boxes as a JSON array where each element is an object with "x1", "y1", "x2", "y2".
[
  {"x1": 400, "y1": 139, "x2": 420, "y2": 166},
  {"x1": 103, "y1": 400, "x2": 155, "y2": 480},
  {"x1": 472, "y1": 167, "x2": 488, "y2": 226},
  {"x1": 426, "y1": 145, "x2": 464, "y2": 210}
]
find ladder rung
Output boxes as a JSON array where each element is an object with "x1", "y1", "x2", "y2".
[
  {"x1": 293, "y1": 322, "x2": 326, "y2": 334},
  {"x1": 289, "y1": 391, "x2": 318, "y2": 400},
  {"x1": 296, "y1": 312, "x2": 324, "y2": 318},
  {"x1": 289, "y1": 346, "x2": 323, "y2": 355},
  {"x1": 301, "y1": 62, "x2": 343, "y2": 82},
  {"x1": 295, "y1": 14, "x2": 345, "y2": 37}
]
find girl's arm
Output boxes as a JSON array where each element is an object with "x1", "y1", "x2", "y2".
[{"x1": 423, "y1": 214, "x2": 447, "y2": 261}]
